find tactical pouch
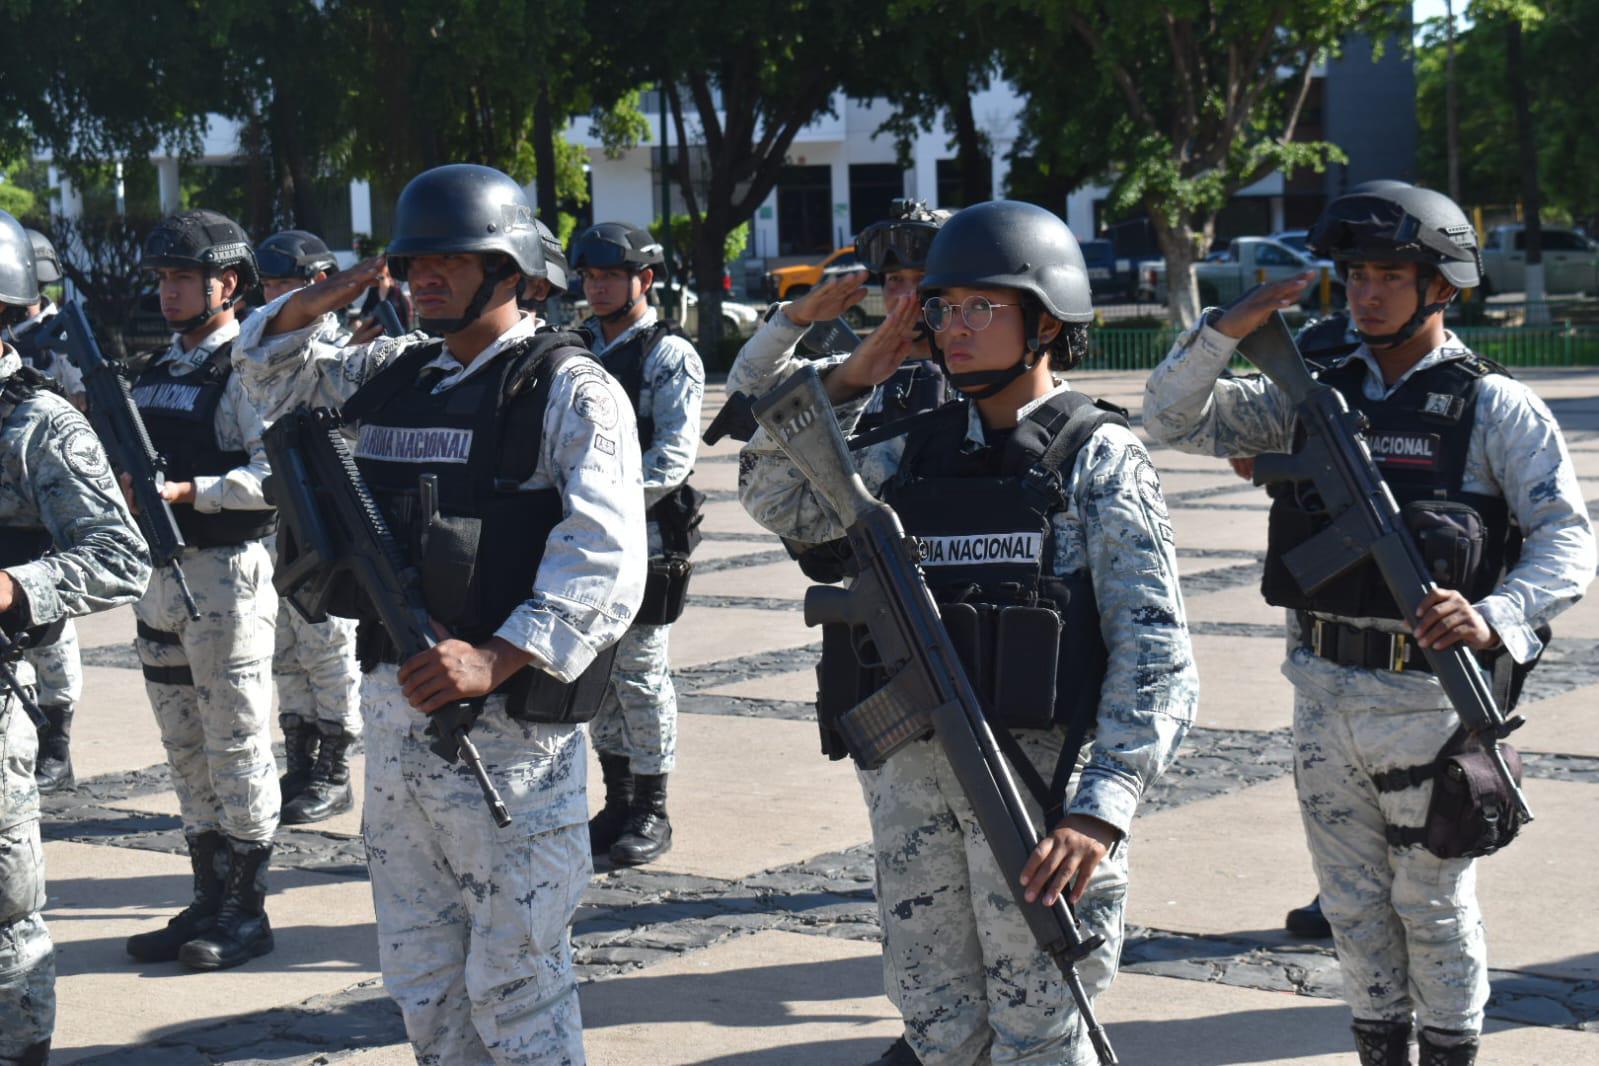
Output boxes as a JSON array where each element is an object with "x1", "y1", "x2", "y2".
[
  {"x1": 1380, "y1": 727, "x2": 1526, "y2": 859},
  {"x1": 637, "y1": 556, "x2": 693, "y2": 626},
  {"x1": 1404, "y1": 500, "x2": 1487, "y2": 595},
  {"x1": 502, "y1": 640, "x2": 620, "y2": 725},
  {"x1": 1490, "y1": 624, "x2": 1551, "y2": 712},
  {"x1": 420, "y1": 513, "x2": 483, "y2": 625},
  {"x1": 991, "y1": 606, "x2": 1063, "y2": 731},
  {"x1": 786, "y1": 536, "x2": 853, "y2": 584}
]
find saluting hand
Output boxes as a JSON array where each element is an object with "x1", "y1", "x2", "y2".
[
  {"x1": 266, "y1": 257, "x2": 388, "y2": 337},
  {"x1": 824, "y1": 292, "x2": 920, "y2": 403},
  {"x1": 783, "y1": 270, "x2": 869, "y2": 328},
  {"x1": 1212, "y1": 273, "x2": 1316, "y2": 340},
  {"x1": 1019, "y1": 813, "x2": 1120, "y2": 907}
]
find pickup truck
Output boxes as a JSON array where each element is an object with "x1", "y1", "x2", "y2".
[
  {"x1": 1141, "y1": 236, "x2": 1340, "y2": 307},
  {"x1": 1480, "y1": 225, "x2": 1599, "y2": 296}
]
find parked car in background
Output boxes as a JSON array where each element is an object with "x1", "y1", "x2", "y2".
[
  {"x1": 1480, "y1": 225, "x2": 1599, "y2": 296},
  {"x1": 1142, "y1": 236, "x2": 1341, "y2": 308},
  {"x1": 764, "y1": 246, "x2": 863, "y2": 301},
  {"x1": 559, "y1": 287, "x2": 760, "y2": 340},
  {"x1": 1271, "y1": 229, "x2": 1311, "y2": 255},
  {"x1": 1081, "y1": 238, "x2": 1138, "y2": 303}
]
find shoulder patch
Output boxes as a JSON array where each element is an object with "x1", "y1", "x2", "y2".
[
  {"x1": 60, "y1": 420, "x2": 111, "y2": 481},
  {"x1": 1133, "y1": 456, "x2": 1174, "y2": 544},
  {"x1": 573, "y1": 378, "x2": 619, "y2": 430}
]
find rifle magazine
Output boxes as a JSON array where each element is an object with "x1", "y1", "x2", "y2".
[{"x1": 837, "y1": 666, "x2": 937, "y2": 769}]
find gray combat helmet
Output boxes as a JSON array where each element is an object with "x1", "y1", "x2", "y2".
[
  {"x1": 534, "y1": 218, "x2": 568, "y2": 294},
  {"x1": 919, "y1": 200, "x2": 1095, "y2": 323},
  {"x1": 0, "y1": 211, "x2": 40, "y2": 307},
  {"x1": 25, "y1": 228, "x2": 61, "y2": 285},
  {"x1": 1308, "y1": 185, "x2": 1481, "y2": 290},
  {"x1": 385, "y1": 164, "x2": 545, "y2": 280},
  {"x1": 257, "y1": 229, "x2": 338, "y2": 280}
]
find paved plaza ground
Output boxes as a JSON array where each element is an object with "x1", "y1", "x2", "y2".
[{"x1": 37, "y1": 367, "x2": 1599, "y2": 1064}]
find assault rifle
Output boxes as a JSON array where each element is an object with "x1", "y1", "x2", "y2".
[
  {"x1": 702, "y1": 318, "x2": 860, "y2": 446},
  {"x1": 751, "y1": 366, "x2": 1118, "y2": 1066},
  {"x1": 0, "y1": 630, "x2": 47, "y2": 730},
  {"x1": 1240, "y1": 311, "x2": 1533, "y2": 823},
  {"x1": 262, "y1": 407, "x2": 511, "y2": 827},
  {"x1": 371, "y1": 299, "x2": 406, "y2": 338},
  {"x1": 39, "y1": 302, "x2": 200, "y2": 620}
]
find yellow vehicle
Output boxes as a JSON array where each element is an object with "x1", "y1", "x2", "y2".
[{"x1": 763, "y1": 245, "x2": 863, "y2": 300}]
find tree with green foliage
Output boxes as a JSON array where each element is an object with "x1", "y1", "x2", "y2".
[
  {"x1": 1005, "y1": 0, "x2": 1407, "y2": 326},
  {"x1": 590, "y1": 0, "x2": 876, "y2": 352}
]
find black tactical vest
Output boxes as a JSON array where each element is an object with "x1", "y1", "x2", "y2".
[
  {"x1": 818, "y1": 390, "x2": 1127, "y2": 754},
  {"x1": 857, "y1": 359, "x2": 952, "y2": 435},
  {"x1": 132, "y1": 340, "x2": 276, "y2": 548},
  {"x1": 588, "y1": 318, "x2": 689, "y2": 452},
  {"x1": 338, "y1": 330, "x2": 618, "y2": 721},
  {"x1": 1262, "y1": 350, "x2": 1516, "y2": 618}
]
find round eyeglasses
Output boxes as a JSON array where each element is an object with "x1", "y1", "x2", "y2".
[{"x1": 921, "y1": 295, "x2": 1020, "y2": 333}]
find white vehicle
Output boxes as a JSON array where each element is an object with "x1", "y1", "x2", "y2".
[
  {"x1": 557, "y1": 287, "x2": 761, "y2": 339},
  {"x1": 1480, "y1": 225, "x2": 1599, "y2": 297},
  {"x1": 1142, "y1": 236, "x2": 1340, "y2": 307}
]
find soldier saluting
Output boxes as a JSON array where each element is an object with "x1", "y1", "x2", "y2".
[{"x1": 239, "y1": 164, "x2": 645, "y2": 1063}]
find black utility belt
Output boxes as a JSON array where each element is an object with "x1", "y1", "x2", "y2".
[{"x1": 1299, "y1": 613, "x2": 1434, "y2": 675}]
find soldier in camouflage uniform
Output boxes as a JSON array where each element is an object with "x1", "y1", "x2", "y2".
[
  {"x1": 740, "y1": 201, "x2": 1197, "y2": 1066},
  {"x1": 120, "y1": 211, "x2": 283, "y2": 974},
  {"x1": 1144, "y1": 186, "x2": 1597, "y2": 1066},
  {"x1": 571, "y1": 223, "x2": 704, "y2": 867},
  {"x1": 240, "y1": 165, "x2": 645, "y2": 1064},
  {"x1": 248, "y1": 230, "x2": 365, "y2": 827},
  {"x1": 0, "y1": 208, "x2": 151, "y2": 1065},
  {"x1": 0, "y1": 229, "x2": 86, "y2": 797}
]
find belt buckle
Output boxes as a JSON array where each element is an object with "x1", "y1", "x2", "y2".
[
  {"x1": 1390, "y1": 633, "x2": 1408, "y2": 672},
  {"x1": 1311, "y1": 618, "x2": 1325, "y2": 657}
]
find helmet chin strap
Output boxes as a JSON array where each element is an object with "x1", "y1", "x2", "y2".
[
  {"x1": 1354, "y1": 270, "x2": 1453, "y2": 350},
  {"x1": 167, "y1": 271, "x2": 240, "y2": 334},
  {"x1": 597, "y1": 273, "x2": 646, "y2": 324},
  {"x1": 419, "y1": 259, "x2": 518, "y2": 336},
  {"x1": 927, "y1": 301, "x2": 1043, "y2": 400}
]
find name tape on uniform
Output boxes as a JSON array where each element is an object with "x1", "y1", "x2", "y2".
[
  {"x1": 354, "y1": 424, "x2": 474, "y2": 464},
  {"x1": 132, "y1": 382, "x2": 204, "y2": 414},
  {"x1": 1365, "y1": 430, "x2": 1441, "y2": 470},
  {"x1": 917, "y1": 532, "x2": 1043, "y2": 567}
]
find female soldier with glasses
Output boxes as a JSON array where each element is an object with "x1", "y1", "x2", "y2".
[{"x1": 739, "y1": 200, "x2": 1197, "y2": 1065}]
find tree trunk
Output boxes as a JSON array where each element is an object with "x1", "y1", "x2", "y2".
[
  {"x1": 1151, "y1": 211, "x2": 1202, "y2": 328},
  {"x1": 690, "y1": 220, "x2": 726, "y2": 356},
  {"x1": 533, "y1": 77, "x2": 558, "y2": 220},
  {"x1": 948, "y1": 91, "x2": 988, "y2": 205},
  {"x1": 1506, "y1": 18, "x2": 1548, "y2": 324},
  {"x1": 1444, "y1": 0, "x2": 1461, "y2": 203}
]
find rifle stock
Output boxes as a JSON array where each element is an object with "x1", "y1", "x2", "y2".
[
  {"x1": 752, "y1": 367, "x2": 1119, "y2": 1065},
  {"x1": 1239, "y1": 312, "x2": 1533, "y2": 823},
  {"x1": 263, "y1": 407, "x2": 511, "y2": 827},
  {"x1": 39, "y1": 302, "x2": 200, "y2": 619}
]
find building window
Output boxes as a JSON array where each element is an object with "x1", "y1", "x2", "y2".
[
  {"x1": 777, "y1": 165, "x2": 833, "y2": 256},
  {"x1": 849, "y1": 164, "x2": 903, "y2": 238},
  {"x1": 936, "y1": 157, "x2": 992, "y2": 208}
]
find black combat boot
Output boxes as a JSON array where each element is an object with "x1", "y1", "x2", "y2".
[
  {"x1": 609, "y1": 772, "x2": 672, "y2": 866},
  {"x1": 126, "y1": 830, "x2": 229, "y2": 962},
  {"x1": 1419, "y1": 1028, "x2": 1479, "y2": 1066},
  {"x1": 178, "y1": 839, "x2": 274, "y2": 970},
  {"x1": 34, "y1": 701, "x2": 75, "y2": 793},
  {"x1": 1352, "y1": 1018, "x2": 1413, "y2": 1066},
  {"x1": 278, "y1": 715, "x2": 319, "y2": 804},
  {"x1": 1285, "y1": 894, "x2": 1333, "y2": 938},
  {"x1": 588, "y1": 753, "x2": 634, "y2": 855},
  {"x1": 281, "y1": 723, "x2": 354, "y2": 825},
  {"x1": 867, "y1": 1034, "x2": 922, "y2": 1064}
]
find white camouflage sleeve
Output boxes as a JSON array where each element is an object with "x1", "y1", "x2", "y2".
[
  {"x1": 1473, "y1": 377, "x2": 1597, "y2": 663},
  {"x1": 725, "y1": 305, "x2": 811, "y2": 397},
  {"x1": 4, "y1": 398, "x2": 151, "y2": 625},
  {"x1": 736, "y1": 382, "x2": 881, "y2": 543},
  {"x1": 1143, "y1": 322, "x2": 1299, "y2": 457},
  {"x1": 191, "y1": 372, "x2": 273, "y2": 513},
  {"x1": 1062, "y1": 424, "x2": 1197, "y2": 835},
  {"x1": 641, "y1": 335, "x2": 704, "y2": 506},
  {"x1": 236, "y1": 291, "x2": 417, "y2": 415},
  {"x1": 494, "y1": 360, "x2": 648, "y2": 682}
]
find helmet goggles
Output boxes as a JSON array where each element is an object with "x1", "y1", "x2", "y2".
[{"x1": 856, "y1": 219, "x2": 939, "y2": 273}]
